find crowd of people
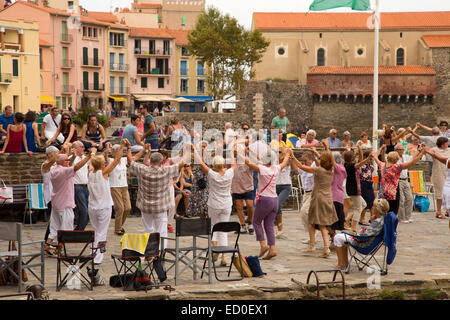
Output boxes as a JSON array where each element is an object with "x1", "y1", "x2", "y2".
[{"x1": 1, "y1": 104, "x2": 449, "y2": 281}]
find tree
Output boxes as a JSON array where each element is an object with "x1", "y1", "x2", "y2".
[{"x1": 187, "y1": 6, "x2": 270, "y2": 101}]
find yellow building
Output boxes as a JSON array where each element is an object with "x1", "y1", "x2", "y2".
[
  {"x1": 0, "y1": 19, "x2": 40, "y2": 113},
  {"x1": 169, "y1": 29, "x2": 210, "y2": 112}
]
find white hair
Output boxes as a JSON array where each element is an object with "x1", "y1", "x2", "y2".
[
  {"x1": 150, "y1": 152, "x2": 163, "y2": 165},
  {"x1": 45, "y1": 146, "x2": 59, "y2": 154},
  {"x1": 261, "y1": 149, "x2": 277, "y2": 165},
  {"x1": 329, "y1": 129, "x2": 337, "y2": 134},
  {"x1": 212, "y1": 155, "x2": 225, "y2": 167},
  {"x1": 225, "y1": 122, "x2": 232, "y2": 129},
  {"x1": 111, "y1": 144, "x2": 121, "y2": 154},
  {"x1": 306, "y1": 129, "x2": 316, "y2": 138}
]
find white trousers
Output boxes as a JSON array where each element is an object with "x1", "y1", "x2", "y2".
[
  {"x1": 334, "y1": 233, "x2": 351, "y2": 247},
  {"x1": 208, "y1": 206, "x2": 232, "y2": 246},
  {"x1": 141, "y1": 212, "x2": 168, "y2": 250},
  {"x1": 45, "y1": 130, "x2": 65, "y2": 144},
  {"x1": 88, "y1": 207, "x2": 112, "y2": 264},
  {"x1": 49, "y1": 207, "x2": 74, "y2": 241},
  {"x1": 125, "y1": 145, "x2": 144, "y2": 152},
  {"x1": 348, "y1": 195, "x2": 366, "y2": 223},
  {"x1": 168, "y1": 186, "x2": 175, "y2": 225},
  {"x1": 299, "y1": 192, "x2": 312, "y2": 231}
]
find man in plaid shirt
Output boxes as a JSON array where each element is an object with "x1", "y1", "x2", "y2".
[{"x1": 128, "y1": 146, "x2": 186, "y2": 247}]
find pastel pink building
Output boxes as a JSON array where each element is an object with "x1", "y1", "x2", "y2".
[{"x1": 128, "y1": 27, "x2": 176, "y2": 111}]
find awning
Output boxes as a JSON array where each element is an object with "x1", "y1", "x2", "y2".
[
  {"x1": 174, "y1": 97, "x2": 193, "y2": 103},
  {"x1": 177, "y1": 96, "x2": 213, "y2": 102},
  {"x1": 108, "y1": 95, "x2": 127, "y2": 102},
  {"x1": 133, "y1": 94, "x2": 161, "y2": 102},
  {"x1": 40, "y1": 95, "x2": 55, "y2": 104}
]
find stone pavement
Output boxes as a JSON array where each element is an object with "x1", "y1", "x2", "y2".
[{"x1": 1, "y1": 208, "x2": 449, "y2": 300}]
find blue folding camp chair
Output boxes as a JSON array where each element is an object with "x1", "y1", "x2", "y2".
[
  {"x1": 343, "y1": 212, "x2": 398, "y2": 275},
  {"x1": 24, "y1": 184, "x2": 48, "y2": 226}
]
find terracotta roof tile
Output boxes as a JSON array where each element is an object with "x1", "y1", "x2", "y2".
[
  {"x1": 131, "y1": 3, "x2": 162, "y2": 9},
  {"x1": 253, "y1": 12, "x2": 450, "y2": 31},
  {"x1": 16, "y1": 0, "x2": 70, "y2": 16},
  {"x1": 129, "y1": 27, "x2": 174, "y2": 39},
  {"x1": 307, "y1": 66, "x2": 436, "y2": 75},
  {"x1": 168, "y1": 29, "x2": 190, "y2": 45},
  {"x1": 422, "y1": 34, "x2": 450, "y2": 48},
  {"x1": 87, "y1": 11, "x2": 118, "y2": 23}
]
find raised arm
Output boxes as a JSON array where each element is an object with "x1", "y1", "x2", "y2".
[
  {"x1": 103, "y1": 140, "x2": 127, "y2": 176},
  {"x1": 401, "y1": 143, "x2": 427, "y2": 170},
  {"x1": 416, "y1": 122, "x2": 432, "y2": 132},
  {"x1": 425, "y1": 147, "x2": 450, "y2": 168},
  {"x1": 290, "y1": 154, "x2": 316, "y2": 174},
  {"x1": 280, "y1": 149, "x2": 292, "y2": 170},
  {"x1": 74, "y1": 152, "x2": 92, "y2": 172},
  {"x1": 194, "y1": 149, "x2": 210, "y2": 175}
]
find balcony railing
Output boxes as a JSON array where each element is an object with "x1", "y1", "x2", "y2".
[
  {"x1": 109, "y1": 86, "x2": 129, "y2": 95},
  {"x1": 137, "y1": 68, "x2": 171, "y2": 76},
  {"x1": 62, "y1": 85, "x2": 75, "y2": 93},
  {"x1": 81, "y1": 58, "x2": 104, "y2": 67},
  {"x1": 61, "y1": 59, "x2": 74, "y2": 68},
  {"x1": 81, "y1": 83, "x2": 105, "y2": 91},
  {"x1": 109, "y1": 63, "x2": 129, "y2": 72},
  {"x1": 0, "y1": 73, "x2": 12, "y2": 84},
  {"x1": 61, "y1": 34, "x2": 73, "y2": 43},
  {"x1": 110, "y1": 39, "x2": 127, "y2": 48},
  {"x1": 134, "y1": 48, "x2": 171, "y2": 56}
]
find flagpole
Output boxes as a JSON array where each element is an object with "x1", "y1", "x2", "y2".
[{"x1": 373, "y1": 0, "x2": 380, "y2": 150}]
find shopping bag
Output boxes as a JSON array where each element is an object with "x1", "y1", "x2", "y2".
[
  {"x1": 232, "y1": 255, "x2": 253, "y2": 277},
  {"x1": 0, "y1": 179, "x2": 13, "y2": 204}
]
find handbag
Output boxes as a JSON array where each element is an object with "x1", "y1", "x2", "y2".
[
  {"x1": 246, "y1": 256, "x2": 266, "y2": 277},
  {"x1": 232, "y1": 255, "x2": 253, "y2": 277},
  {"x1": 255, "y1": 174, "x2": 274, "y2": 205},
  {"x1": 0, "y1": 179, "x2": 13, "y2": 204}
]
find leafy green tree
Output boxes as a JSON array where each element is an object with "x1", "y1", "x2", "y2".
[{"x1": 188, "y1": 6, "x2": 270, "y2": 100}]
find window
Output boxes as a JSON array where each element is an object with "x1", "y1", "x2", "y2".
[
  {"x1": 12, "y1": 59, "x2": 18, "y2": 77},
  {"x1": 197, "y1": 61, "x2": 204, "y2": 76},
  {"x1": 181, "y1": 47, "x2": 189, "y2": 56},
  {"x1": 141, "y1": 77, "x2": 147, "y2": 88},
  {"x1": 135, "y1": 39, "x2": 141, "y2": 54},
  {"x1": 180, "y1": 60, "x2": 188, "y2": 76},
  {"x1": 278, "y1": 47, "x2": 285, "y2": 55},
  {"x1": 93, "y1": 72, "x2": 99, "y2": 90},
  {"x1": 83, "y1": 47, "x2": 88, "y2": 65},
  {"x1": 396, "y1": 48, "x2": 405, "y2": 66},
  {"x1": 68, "y1": 1, "x2": 74, "y2": 9},
  {"x1": 149, "y1": 40, "x2": 155, "y2": 54},
  {"x1": 163, "y1": 40, "x2": 170, "y2": 55},
  {"x1": 93, "y1": 28, "x2": 97, "y2": 38},
  {"x1": 62, "y1": 96, "x2": 66, "y2": 109},
  {"x1": 88, "y1": 27, "x2": 91, "y2": 37},
  {"x1": 83, "y1": 26, "x2": 87, "y2": 37},
  {"x1": 317, "y1": 48, "x2": 325, "y2": 66},
  {"x1": 110, "y1": 33, "x2": 125, "y2": 46},
  {"x1": 180, "y1": 79, "x2": 188, "y2": 93},
  {"x1": 182, "y1": 16, "x2": 186, "y2": 26},
  {"x1": 62, "y1": 72, "x2": 68, "y2": 92},
  {"x1": 83, "y1": 71, "x2": 89, "y2": 90},
  {"x1": 40, "y1": 75, "x2": 43, "y2": 91},
  {"x1": 197, "y1": 79, "x2": 205, "y2": 94},
  {"x1": 400, "y1": 32, "x2": 403, "y2": 38},
  {"x1": 119, "y1": 77, "x2": 125, "y2": 94},
  {"x1": 39, "y1": 48, "x2": 43, "y2": 69},
  {"x1": 158, "y1": 77, "x2": 164, "y2": 89},
  {"x1": 119, "y1": 53, "x2": 125, "y2": 70},
  {"x1": 56, "y1": 97, "x2": 60, "y2": 109},
  {"x1": 93, "y1": 48, "x2": 99, "y2": 66},
  {"x1": 110, "y1": 76, "x2": 115, "y2": 93},
  {"x1": 110, "y1": 52, "x2": 115, "y2": 70},
  {"x1": 357, "y1": 48, "x2": 364, "y2": 55},
  {"x1": 61, "y1": 21, "x2": 67, "y2": 41}
]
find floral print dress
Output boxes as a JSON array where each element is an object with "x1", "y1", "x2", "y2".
[
  {"x1": 187, "y1": 165, "x2": 209, "y2": 217},
  {"x1": 378, "y1": 163, "x2": 403, "y2": 200}
]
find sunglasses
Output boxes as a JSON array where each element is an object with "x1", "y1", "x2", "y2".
[{"x1": 63, "y1": 117, "x2": 71, "y2": 120}]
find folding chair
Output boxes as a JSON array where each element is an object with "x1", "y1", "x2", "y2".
[
  {"x1": 0, "y1": 222, "x2": 45, "y2": 292},
  {"x1": 56, "y1": 230, "x2": 105, "y2": 292},
  {"x1": 343, "y1": 212, "x2": 398, "y2": 276},
  {"x1": 111, "y1": 232, "x2": 172, "y2": 291},
  {"x1": 24, "y1": 184, "x2": 48, "y2": 226},
  {"x1": 201, "y1": 222, "x2": 244, "y2": 282},
  {"x1": 282, "y1": 175, "x2": 300, "y2": 213},
  {"x1": 409, "y1": 170, "x2": 436, "y2": 212},
  {"x1": 161, "y1": 217, "x2": 212, "y2": 285}
]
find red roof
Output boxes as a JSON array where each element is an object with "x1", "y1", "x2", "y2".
[
  {"x1": 129, "y1": 27, "x2": 174, "y2": 39},
  {"x1": 253, "y1": 12, "x2": 450, "y2": 31},
  {"x1": 422, "y1": 34, "x2": 450, "y2": 48},
  {"x1": 15, "y1": 1, "x2": 71, "y2": 16},
  {"x1": 168, "y1": 29, "x2": 190, "y2": 45},
  {"x1": 131, "y1": 3, "x2": 162, "y2": 9},
  {"x1": 307, "y1": 66, "x2": 436, "y2": 75},
  {"x1": 87, "y1": 11, "x2": 118, "y2": 23}
]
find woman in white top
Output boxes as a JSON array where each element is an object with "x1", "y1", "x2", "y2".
[
  {"x1": 426, "y1": 147, "x2": 450, "y2": 219},
  {"x1": 88, "y1": 139, "x2": 127, "y2": 265},
  {"x1": 275, "y1": 147, "x2": 292, "y2": 238},
  {"x1": 243, "y1": 148, "x2": 291, "y2": 260},
  {"x1": 195, "y1": 153, "x2": 236, "y2": 266},
  {"x1": 104, "y1": 143, "x2": 132, "y2": 236}
]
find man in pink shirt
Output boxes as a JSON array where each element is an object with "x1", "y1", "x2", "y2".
[{"x1": 45, "y1": 151, "x2": 93, "y2": 253}]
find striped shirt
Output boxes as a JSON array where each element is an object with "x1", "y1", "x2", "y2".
[{"x1": 130, "y1": 162, "x2": 179, "y2": 214}]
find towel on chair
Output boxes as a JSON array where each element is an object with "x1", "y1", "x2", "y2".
[{"x1": 121, "y1": 233, "x2": 150, "y2": 255}]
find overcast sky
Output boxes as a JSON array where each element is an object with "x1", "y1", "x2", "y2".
[{"x1": 80, "y1": 0, "x2": 450, "y2": 28}]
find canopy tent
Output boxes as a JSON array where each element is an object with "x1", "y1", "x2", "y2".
[
  {"x1": 132, "y1": 94, "x2": 162, "y2": 102},
  {"x1": 40, "y1": 96, "x2": 55, "y2": 104},
  {"x1": 108, "y1": 95, "x2": 127, "y2": 102}
]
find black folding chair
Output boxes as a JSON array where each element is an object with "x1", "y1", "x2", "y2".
[
  {"x1": 201, "y1": 221, "x2": 244, "y2": 282},
  {"x1": 56, "y1": 230, "x2": 106, "y2": 292},
  {"x1": 161, "y1": 217, "x2": 212, "y2": 286},
  {"x1": 111, "y1": 232, "x2": 172, "y2": 291}
]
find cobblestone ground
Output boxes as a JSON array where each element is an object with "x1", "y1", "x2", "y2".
[{"x1": 1, "y1": 207, "x2": 449, "y2": 300}]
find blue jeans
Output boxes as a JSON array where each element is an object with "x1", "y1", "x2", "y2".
[
  {"x1": 276, "y1": 184, "x2": 292, "y2": 215},
  {"x1": 81, "y1": 140, "x2": 112, "y2": 151},
  {"x1": 74, "y1": 184, "x2": 89, "y2": 230},
  {"x1": 146, "y1": 138, "x2": 159, "y2": 150}
]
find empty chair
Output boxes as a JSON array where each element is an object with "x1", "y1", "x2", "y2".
[
  {"x1": 201, "y1": 221, "x2": 244, "y2": 282},
  {"x1": 24, "y1": 184, "x2": 48, "y2": 226},
  {"x1": 161, "y1": 217, "x2": 212, "y2": 285}
]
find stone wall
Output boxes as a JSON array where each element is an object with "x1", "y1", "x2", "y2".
[
  {"x1": 432, "y1": 48, "x2": 450, "y2": 121},
  {"x1": 239, "y1": 81, "x2": 314, "y2": 134},
  {"x1": 154, "y1": 112, "x2": 252, "y2": 131}
]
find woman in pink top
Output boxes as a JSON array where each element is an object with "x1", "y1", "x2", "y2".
[
  {"x1": 243, "y1": 148, "x2": 291, "y2": 260},
  {"x1": 331, "y1": 151, "x2": 347, "y2": 232}
]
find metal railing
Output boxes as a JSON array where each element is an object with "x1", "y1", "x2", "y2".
[
  {"x1": 0, "y1": 73, "x2": 12, "y2": 83},
  {"x1": 109, "y1": 63, "x2": 129, "y2": 72},
  {"x1": 109, "y1": 86, "x2": 129, "y2": 94},
  {"x1": 81, "y1": 58, "x2": 104, "y2": 67},
  {"x1": 61, "y1": 34, "x2": 73, "y2": 43},
  {"x1": 62, "y1": 85, "x2": 75, "y2": 93},
  {"x1": 61, "y1": 59, "x2": 74, "y2": 68},
  {"x1": 137, "y1": 68, "x2": 171, "y2": 75},
  {"x1": 134, "y1": 48, "x2": 171, "y2": 55},
  {"x1": 81, "y1": 83, "x2": 105, "y2": 91}
]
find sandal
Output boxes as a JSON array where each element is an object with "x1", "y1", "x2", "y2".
[{"x1": 436, "y1": 213, "x2": 445, "y2": 219}]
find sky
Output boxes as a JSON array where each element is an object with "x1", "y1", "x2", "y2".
[{"x1": 79, "y1": 0, "x2": 450, "y2": 28}]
